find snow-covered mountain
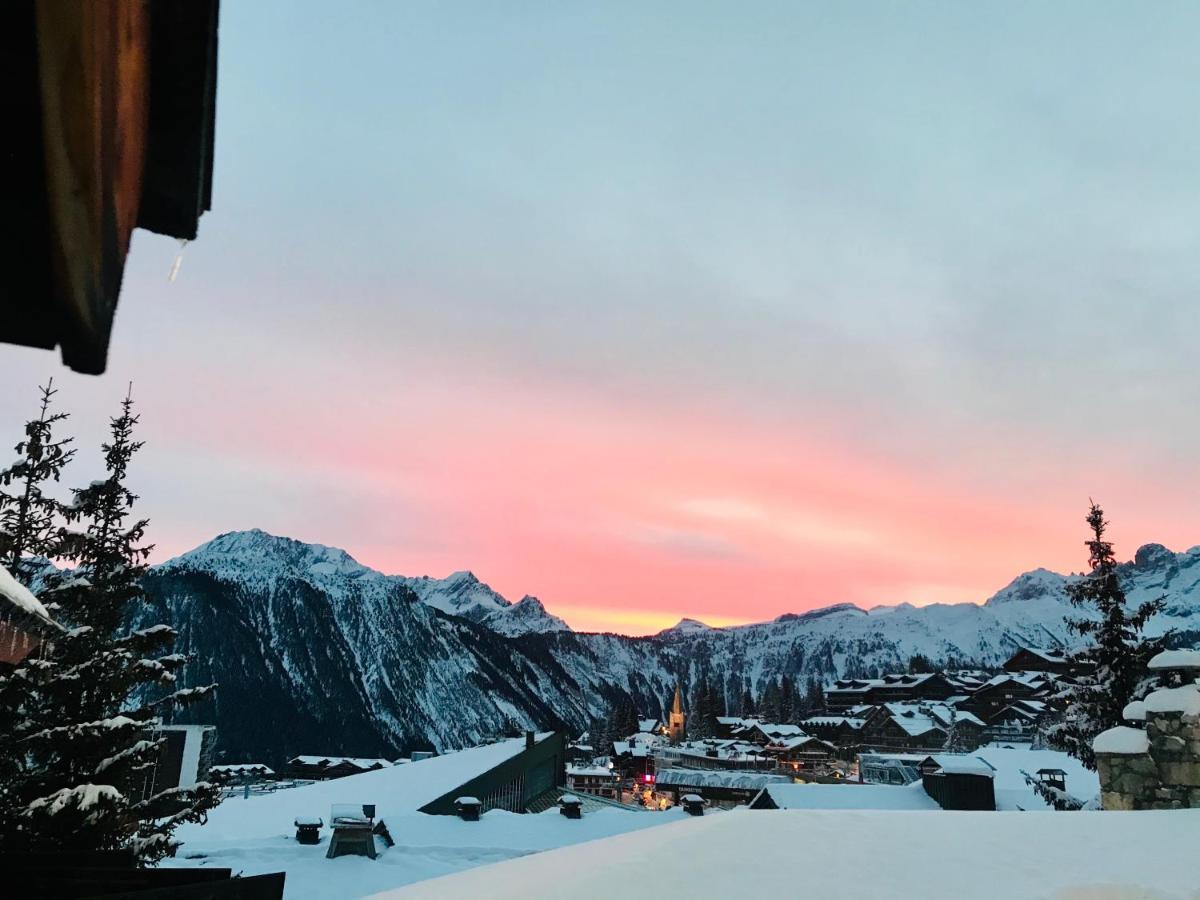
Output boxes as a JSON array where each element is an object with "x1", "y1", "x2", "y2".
[
  {"x1": 160, "y1": 530, "x2": 568, "y2": 636},
  {"x1": 132, "y1": 530, "x2": 1200, "y2": 765}
]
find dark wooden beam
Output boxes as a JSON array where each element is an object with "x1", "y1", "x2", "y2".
[
  {"x1": 34, "y1": 0, "x2": 152, "y2": 375},
  {"x1": 138, "y1": 0, "x2": 219, "y2": 240}
]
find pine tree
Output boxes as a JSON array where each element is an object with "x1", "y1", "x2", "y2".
[
  {"x1": 12, "y1": 392, "x2": 220, "y2": 861},
  {"x1": 759, "y1": 677, "x2": 781, "y2": 722},
  {"x1": 907, "y1": 653, "x2": 934, "y2": 674},
  {"x1": 588, "y1": 713, "x2": 611, "y2": 758},
  {"x1": 779, "y1": 674, "x2": 796, "y2": 723},
  {"x1": 740, "y1": 685, "x2": 755, "y2": 717},
  {"x1": 0, "y1": 382, "x2": 76, "y2": 850},
  {"x1": 805, "y1": 676, "x2": 825, "y2": 714},
  {"x1": 943, "y1": 707, "x2": 972, "y2": 753},
  {"x1": 1050, "y1": 502, "x2": 1167, "y2": 769},
  {"x1": 0, "y1": 381, "x2": 75, "y2": 581}
]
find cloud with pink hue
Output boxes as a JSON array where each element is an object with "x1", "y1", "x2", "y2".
[{"x1": 2, "y1": 1, "x2": 1199, "y2": 634}]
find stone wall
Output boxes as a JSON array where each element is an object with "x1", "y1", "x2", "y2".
[{"x1": 1097, "y1": 708, "x2": 1200, "y2": 810}]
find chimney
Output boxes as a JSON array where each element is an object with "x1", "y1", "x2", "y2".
[{"x1": 525, "y1": 730, "x2": 535, "y2": 750}]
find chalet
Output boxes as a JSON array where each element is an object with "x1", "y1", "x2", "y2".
[
  {"x1": 800, "y1": 715, "x2": 868, "y2": 753},
  {"x1": 825, "y1": 672, "x2": 958, "y2": 709},
  {"x1": 861, "y1": 707, "x2": 945, "y2": 752},
  {"x1": 732, "y1": 721, "x2": 806, "y2": 746},
  {"x1": 959, "y1": 673, "x2": 1051, "y2": 722},
  {"x1": 565, "y1": 764, "x2": 619, "y2": 800},
  {"x1": 920, "y1": 704, "x2": 987, "y2": 750},
  {"x1": 1002, "y1": 647, "x2": 1084, "y2": 676},
  {"x1": 284, "y1": 756, "x2": 394, "y2": 781},
  {"x1": 610, "y1": 739, "x2": 653, "y2": 780},
  {"x1": 986, "y1": 700, "x2": 1048, "y2": 742},
  {"x1": 764, "y1": 735, "x2": 838, "y2": 774},
  {"x1": 0, "y1": 566, "x2": 64, "y2": 665},
  {"x1": 564, "y1": 742, "x2": 595, "y2": 764},
  {"x1": 209, "y1": 763, "x2": 275, "y2": 784},
  {"x1": 825, "y1": 679, "x2": 877, "y2": 710},
  {"x1": 714, "y1": 715, "x2": 751, "y2": 739},
  {"x1": 637, "y1": 717, "x2": 663, "y2": 735}
]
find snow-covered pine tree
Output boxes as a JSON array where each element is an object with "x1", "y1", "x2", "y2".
[
  {"x1": 17, "y1": 392, "x2": 219, "y2": 862},
  {"x1": 943, "y1": 707, "x2": 972, "y2": 753},
  {"x1": 1050, "y1": 502, "x2": 1167, "y2": 769},
  {"x1": 0, "y1": 382, "x2": 76, "y2": 851},
  {"x1": 0, "y1": 381, "x2": 75, "y2": 581}
]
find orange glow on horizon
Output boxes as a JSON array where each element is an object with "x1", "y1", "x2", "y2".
[{"x1": 141, "y1": 347, "x2": 1200, "y2": 637}]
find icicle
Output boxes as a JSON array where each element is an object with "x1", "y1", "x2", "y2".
[{"x1": 167, "y1": 240, "x2": 189, "y2": 283}]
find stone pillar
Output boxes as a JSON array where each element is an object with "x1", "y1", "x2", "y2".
[{"x1": 1095, "y1": 682, "x2": 1200, "y2": 810}]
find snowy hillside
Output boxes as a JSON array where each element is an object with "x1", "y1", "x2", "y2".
[{"x1": 127, "y1": 531, "x2": 1200, "y2": 763}]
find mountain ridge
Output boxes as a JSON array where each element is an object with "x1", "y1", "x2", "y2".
[
  {"x1": 160, "y1": 528, "x2": 1200, "y2": 636},
  {"x1": 120, "y1": 529, "x2": 1200, "y2": 763}
]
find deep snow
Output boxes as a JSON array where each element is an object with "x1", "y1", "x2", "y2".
[{"x1": 384, "y1": 807, "x2": 1200, "y2": 900}]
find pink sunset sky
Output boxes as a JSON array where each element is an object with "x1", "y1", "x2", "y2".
[{"x1": 3, "y1": 3, "x2": 1198, "y2": 634}]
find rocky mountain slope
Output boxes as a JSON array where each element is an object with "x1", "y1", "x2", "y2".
[{"x1": 133, "y1": 530, "x2": 1199, "y2": 765}]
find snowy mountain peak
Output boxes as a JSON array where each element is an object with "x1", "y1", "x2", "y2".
[
  {"x1": 657, "y1": 618, "x2": 715, "y2": 637},
  {"x1": 482, "y1": 595, "x2": 570, "y2": 636},
  {"x1": 984, "y1": 568, "x2": 1069, "y2": 606},
  {"x1": 161, "y1": 528, "x2": 371, "y2": 582},
  {"x1": 1133, "y1": 543, "x2": 1176, "y2": 569},
  {"x1": 773, "y1": 603, "x2": 866, "y2": 624},
  {"x1": 159, "y1": 530, "x2": 567, "y2": 636}
]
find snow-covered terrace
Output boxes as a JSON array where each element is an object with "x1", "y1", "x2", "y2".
[{"x1": 388, "y1": 807, "x2": 1200, "y2": 899}]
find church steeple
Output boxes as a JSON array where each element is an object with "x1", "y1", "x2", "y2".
[{"x1": 668, "y1": 683, "x2": 686, "y2": 744}]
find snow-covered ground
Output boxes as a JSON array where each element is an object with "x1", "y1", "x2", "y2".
[
  {"x1": 763, "y1": 781, "x2": 939, "y2": 810},
  {"x1": 386, "y1": 807, "x2": 1200, "y2": 900},
  {"x1": 169, "y1": 765, "x2": 1181, "y2": 899},
  {"x1": 168, "y1": 805, "x2": 685, "y2": 900}
]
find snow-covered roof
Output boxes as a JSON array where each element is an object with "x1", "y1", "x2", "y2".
[
  {"x1": 768, "y1": 735, "x2": 831, "y2": 751},
  {"x1": 566, "y1": 765, "x2": 615, "y2": 778},
  {"x1": 210, "y1": 763, "x2": 275, "y2": 774},
  {"x1": 928, "y1": 755, "x2": 993, "y2": 776},
  {"x1": 611, "y1": 741, "x2": 648, "y2": 757},
  {"x1": 1148, "y1": 648, "x2": 1200, "y2": 671},
  {"x1": 1016, "y1": 647, "x2": 1068, "y2": 663},
  {"x1": 1093, "y1": 726, "x2": 1151, "y2": 755},
  {"x1": 762, "y1": 782, "x2": 939, "y2": 811},
  {"x1": 971, "y1": 744, "x2": 1098, "y2": 810},
  {"x1": 0, "y1": 563, "x2": 52, "y2": 622},
  {"x1": 654, "y1": 769, "x2": 791, "y2": 790},
  {"x1": 978, "y1": 672, "x2": 1046, "y2": 691},
  {"x1": 184, "y1": 734, "x2": 553, "y2": 839},
  {"x1": 1143, "y1": 685, "x2": 1200, "y2": 717},
  {"x1": 288, "y1": 756, "x2": 394, "y2": 770}
]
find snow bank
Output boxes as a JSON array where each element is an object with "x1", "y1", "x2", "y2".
[
  {"x1": 972, "y1": 744, "x2": 1098, "y2": 811},
  {"x1": 1093, "y1": 727, "x2": 1150, "y2": 755},
  {"x1": 1143, "y1": 685, "x2": 1200, "y2": 717},
  {"x1": 384, "y1": 808, "x2": 1200, "y2": 900},
  {"x1": 168, "y1": 805, "x2": 685, "y2": 900}
]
